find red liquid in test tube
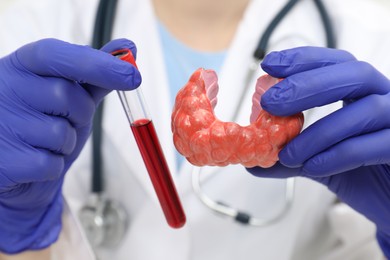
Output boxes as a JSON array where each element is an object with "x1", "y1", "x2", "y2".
[
  {"x1": 112, "y1": 49, "x2": 186, "y2": 228},
  {"x1": 131, "y1": 119, "x2": 186, "y2": 228}
]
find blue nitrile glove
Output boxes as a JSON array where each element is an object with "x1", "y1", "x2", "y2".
[
  {"x1": 247, "y1": 47, "x2": 390, "y2": 257},
  {"x1": 0, "y1": 38, "x2": 141, "y2": 254}
]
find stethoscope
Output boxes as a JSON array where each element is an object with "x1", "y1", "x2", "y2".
[
  {"x1": 78, "y1": 0, "x2": 127, "y2": 250},
  {"x1": 193, "y1": 0, "x2": 335, "y2": 226},
  {"x1": 79, "y1": 0, "x2": 336, "y2": 249}
]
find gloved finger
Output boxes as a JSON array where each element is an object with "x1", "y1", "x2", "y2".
[
  {"x1": 261, "y1": 47, "x2": 356, "y2": 78},
  {"x1": 0, "y1": 146, "x2": 64, "y2": 183},
  {"x1": 246, "y1": 162, "x2": 303, "y2": 178},
  {"x1": 63, "y1": 125, "x2": 92, "y2": 168},
  {"x1": 100, "y1": 38, "x2": 138, "y2": 59},
  {"x1": 301, "y1": 129, "x2": 390, "y2": 177},
  {"x1": 279, "y1": 93, "x2": 390, "y2": 167},
  {"x1": 11, "y1": 114, "x2": 77, "y2": 155},
  {"x1": 12, "y1": 76, "x2": 95, "y2": 127},
  {"x1": 14, "y1": 38, "x2": 141, "y2": 91},
  {"x1": 261, "y1": 61, "x2": 390, "y2": 116},
  {"x1": 83, "y1": 38, "x2": 140, "y2": 102},
  {"x1": 0, "y1": 179, "x2": 64, "y2": 212}
]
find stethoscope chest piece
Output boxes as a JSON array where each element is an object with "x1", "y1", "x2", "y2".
[{"x1": 79, "y1": 194, "x2": 128, "y2": 249}]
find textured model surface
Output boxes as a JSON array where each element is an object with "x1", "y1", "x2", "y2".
[{"x1": 171, "y1": 68, "x2": 303, "y2": 168}]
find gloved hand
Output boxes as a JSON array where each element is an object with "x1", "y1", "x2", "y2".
[
  {"x1": 247, "y1": 47, "x2": 390, "y2": 257},
  {"x1": 0, "y1": 38, "x2": 141, "y2": 254}
]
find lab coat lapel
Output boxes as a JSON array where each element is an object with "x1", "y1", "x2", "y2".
[
  {"x1": 215, "y1": 0, "x2": 288, "y2": 124},
  {"x1": 103, "y1": 0, "x2": 179, "y2": 202}
]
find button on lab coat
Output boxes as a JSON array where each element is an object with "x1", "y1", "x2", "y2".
[{"x1": 1, "y1": 0, "x2": 390, "y2": 259}]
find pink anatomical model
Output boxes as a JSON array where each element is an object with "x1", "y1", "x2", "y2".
[{"x1": 171, "y1": 68, "x2": 304, "y2": 168}]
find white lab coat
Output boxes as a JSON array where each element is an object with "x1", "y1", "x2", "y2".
[{"x1": 1, "y1": 0, "x2": 390, "y2": 259}]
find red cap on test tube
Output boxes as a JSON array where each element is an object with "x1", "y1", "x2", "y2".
[{"x1": 112, "y1": 49, "x2": 186, "y2": 228}]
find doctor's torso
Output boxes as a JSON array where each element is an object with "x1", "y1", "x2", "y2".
[{"x1": 1, "y1": 0, "x2": 390, "y2": 259}]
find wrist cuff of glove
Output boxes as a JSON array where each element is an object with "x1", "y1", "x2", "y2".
[
  {"x1": 0, "y1": 195, "x2": 63, "y2": 254},
  {"x1": 376, "y1": 230, "x2": 390, "y2": 258}
]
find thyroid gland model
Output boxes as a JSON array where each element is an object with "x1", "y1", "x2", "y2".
[{"x1": 171, "y1": 68, "x2": 303, "y2": 168}]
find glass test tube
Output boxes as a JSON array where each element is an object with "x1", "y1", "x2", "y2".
[{"x1": 112, "y1": 49, "x2": 186, "y2": 228}]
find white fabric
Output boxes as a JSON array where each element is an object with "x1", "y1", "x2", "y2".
[
  {"x1": 51, "y1": 200, "x2": 95, "y2": 260},
  {"x1": 0, "y1": 0, "x2": 390, "y2": 259}
]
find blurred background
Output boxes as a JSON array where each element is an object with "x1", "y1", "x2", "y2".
[
  {"x1": 0, "y1": 0, "x2": 12, "y2": 10},
  {"x1": 1, "y1": 0, "x2": 390, "y2": 10}
]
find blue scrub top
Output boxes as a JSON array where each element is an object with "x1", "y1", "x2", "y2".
[
  {"x1": 157, "y1": 21, "x2": 227, "y2": 169},
  {"x1": 157, "y1": 22, "x2": 226, "y2": 107}
]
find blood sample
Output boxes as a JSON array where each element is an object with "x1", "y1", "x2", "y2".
[
  {"x1": 112, "y1": 49, "x2": 186, "y2": 228},
  {"x1": 131, "y1": 119, "x2": 186, "y2": 228}
]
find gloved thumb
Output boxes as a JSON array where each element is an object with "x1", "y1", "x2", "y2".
[
  {"x1": 100, "y1": 38, "x2": 138, "y2": 59},
  {"x1": 84, "y1": 38, "x2": 142, "y2": 103},
  {"x1": 14, "y1": 38, "x2": 142, "y2": 104}
]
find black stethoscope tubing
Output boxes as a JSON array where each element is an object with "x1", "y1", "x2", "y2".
[
  {"x1": 91, "y1": 0, "x2": 335, "y2": 198},
  {"x1": 254, "y1": 0, "x2": 335, "y2": 61},
  {"x1": 91, "y1": 0, "x2": 118, "y2": 194}
]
